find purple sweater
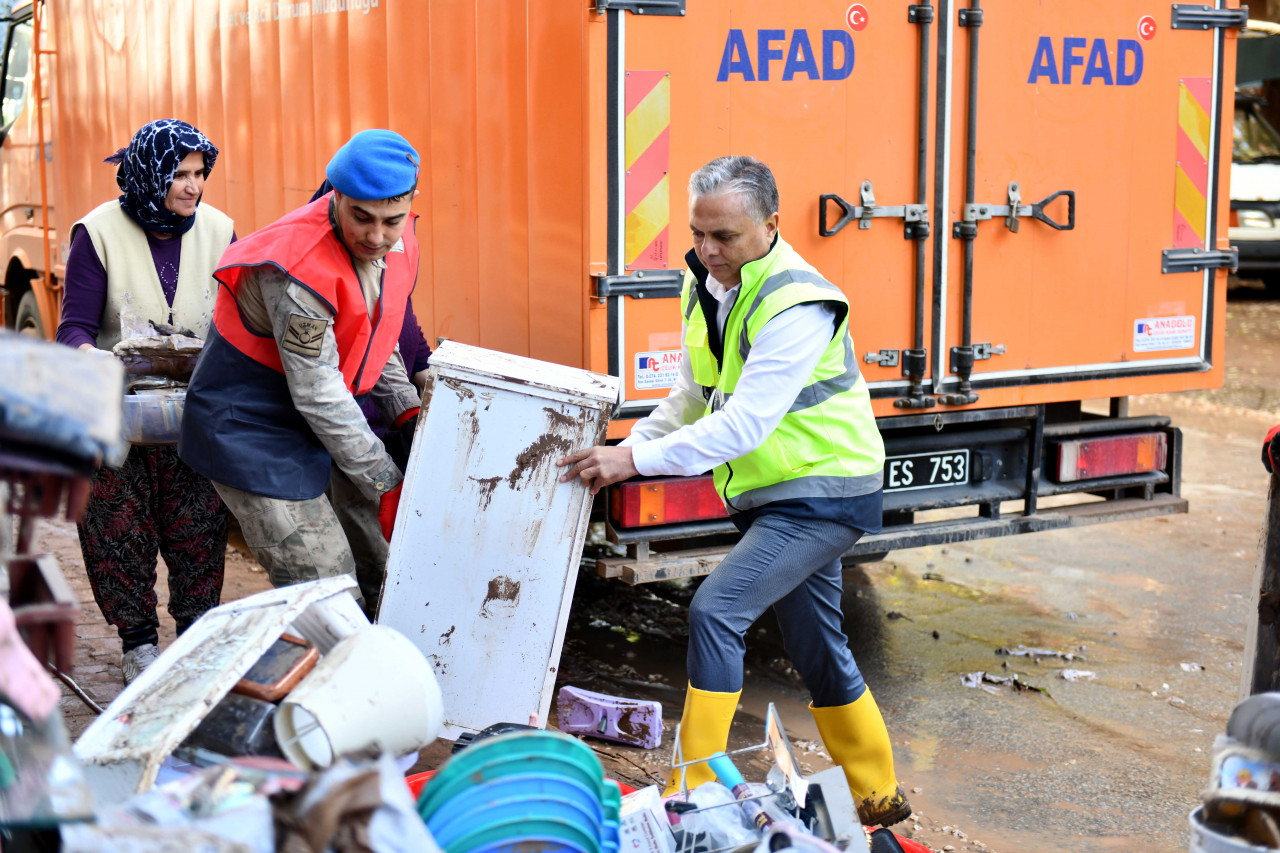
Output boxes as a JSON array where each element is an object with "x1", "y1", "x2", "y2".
[{"x1": 56, "y1": 224, "x2": 189, "y2": 348}]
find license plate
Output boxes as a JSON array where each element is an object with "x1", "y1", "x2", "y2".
[{"x1": 884, "y1": 449, "x2": 971, "y2": 492}]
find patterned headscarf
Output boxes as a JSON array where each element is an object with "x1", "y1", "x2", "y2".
[{"x1": 104, "y1": 119, "x2": 218, "y2": 236}]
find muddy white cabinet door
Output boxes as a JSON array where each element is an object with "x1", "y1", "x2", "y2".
[{"x1": 378, "y1": 342, "x2": 619, "y2": 738}]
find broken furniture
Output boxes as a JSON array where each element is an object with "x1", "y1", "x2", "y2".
[
  {"x1": 0, "y1": 331, "x2": 127, "y2": 672},
  {"x1": 73, "y1": 575, "x2": 411, "y2": 803},
  {"x1": 0, "y1": 333, "x2": 124, "y2": 832}
]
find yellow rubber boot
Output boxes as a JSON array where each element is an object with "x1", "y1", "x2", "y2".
[
  {"x1": 663, "y1": 684, "x2": 741, "y2": 796},
  {"x1": 810, "y1": 690, "x2": 912, "y2": 827}
]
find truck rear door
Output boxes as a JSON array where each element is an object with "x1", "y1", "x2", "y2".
[
  {"x1": 595, "y1": 0, "x2": 1239, "y2": 418},
  {"x1": 598, "y1": 0, "x2": 931, "y2": 418},
  {"x1": 934, "y1": 0, "x2": 1239, "y2": 400}
]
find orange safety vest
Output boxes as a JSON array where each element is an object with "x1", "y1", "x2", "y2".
[
  {"x1": 212, "y1": 192, "x2": 417, "y2": 394},
  {"x1": 179, "y1": 193, "x2": 419, "y2": 500}
]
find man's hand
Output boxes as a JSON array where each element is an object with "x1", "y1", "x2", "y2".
[{"x1": 557, "y1": 446, "x2": 639, "y2": 495}]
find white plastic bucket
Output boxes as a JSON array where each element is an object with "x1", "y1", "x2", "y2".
[{"x1": 273, "y1": 625, "x2": 444, "y2": 769}]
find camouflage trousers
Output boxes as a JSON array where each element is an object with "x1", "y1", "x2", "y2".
[{"x1": 214, "y1": 467, "x2": 387, "y2": 617}]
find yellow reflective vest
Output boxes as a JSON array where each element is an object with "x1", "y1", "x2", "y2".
[{"x1": 680, "y1": 235, "x2": 885, "y2": 511}]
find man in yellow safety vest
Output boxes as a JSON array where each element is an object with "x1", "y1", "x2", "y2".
[{"x1": 559, "y1": 155, "x2": 910, "y2": 827}]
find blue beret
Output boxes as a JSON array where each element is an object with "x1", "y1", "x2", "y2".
[{"x1": 325, "y1": 129, "x2": 420, "y2": 200}]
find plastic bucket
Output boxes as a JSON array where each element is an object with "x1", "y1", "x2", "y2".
[
  {"x1": 446, "y1": 816, "x2": 600, "y2": 853},
  {"x1": 274, "y1": 625, "x2": 443, "y2": 770},
  {"x1": 431, "y1": 794, "x2": 604, "y2": 847},
  {"x1": 470, "y1": 844, "x2": 588, "y2": 853},
  {"x1": 426, "y1": 773, "x2": 606, "y2": 834},
  {"x1": 419, "y1": 731, "x2": 606, "y2": 818},
  {"x1": 1189, "y1": 806, "x2": 1276, "y2": 852}
]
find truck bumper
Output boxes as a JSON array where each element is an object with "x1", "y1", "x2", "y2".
[{"x1": 598, "y1": 405, "x2": 1184, "y2": 584}]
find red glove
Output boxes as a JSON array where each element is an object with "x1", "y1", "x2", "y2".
[
  {"x1": 394, "y1": 406, "x2": 420, "y2": 429},
  {"x1": 1265, "y1": 425, "x2": 1280, "y2": 475},
  {"x1": 379, "y1": 483, "x2": 403, "y2": 542}
]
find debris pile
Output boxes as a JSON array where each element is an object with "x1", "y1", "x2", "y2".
[{"x1": 1193, "y1": 692, "x2": 1280, "y2": 849}]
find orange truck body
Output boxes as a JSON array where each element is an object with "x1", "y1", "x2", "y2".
[{"x1": 0, "y1": 0, "x2": 1243, "y2": 579}]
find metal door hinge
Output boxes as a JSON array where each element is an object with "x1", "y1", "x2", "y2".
[
  {"x1": 1170, "y1": 5, "x2": 1248, "y2": 30},
  {"x1": 1161, "y1": 247, "x2": 1238, "y2": 274},
  {"x1": 595, "y1": 0, "x2": 685, "y2": 14},
  {"x1": 820, "y1": 183, "x2": 928, "y2": 237},
  {"x1": 908, "y1": 4, "x2": 934, "y2": 24},
  {"x1": 864, "y1": 349, "x2": 900, "y2": 367},
  {"x1": 951, "y1": 343, "x2": 1003, "y2": 372},
  {"x1": 958, "y1": 7, "x2": 983, "y2": 26},
  {"x1": 900, "y1": 349, "x2": 928, "y2": 378},
  {"x1": 955, "y1": 182, "x2": 1075, "y2": 237}
]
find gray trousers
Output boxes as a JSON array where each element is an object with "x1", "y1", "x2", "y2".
[
  {"x1": 214, "y1": 466, "x2": 387, "y2": 616},
  {"x1": 688, "y1": 512, "x2": 866, "y2": 707}
]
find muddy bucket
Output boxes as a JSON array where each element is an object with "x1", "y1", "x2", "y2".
[
  {"x1": 1189, "y1": 806, "x2": 1278, "y2": 852},
  {"x1": 274, "y1": 625, "x2": 443, "y2": 769}
]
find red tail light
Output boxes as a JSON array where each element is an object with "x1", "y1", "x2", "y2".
[
  {"x1": 1051, "y1": 433, "x2": 1167, "y2": 483},
  {"x1": 609, "y1": 476, "x2": 728, "y2": 528}
]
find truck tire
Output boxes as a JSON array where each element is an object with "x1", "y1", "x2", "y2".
[{"x1": 14, "y1": 290, "x2": 43, "y2": 338}]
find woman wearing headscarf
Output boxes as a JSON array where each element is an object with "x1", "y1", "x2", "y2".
[{"x1": 56, "y1": 119, "x2": 235, "y2": 684}]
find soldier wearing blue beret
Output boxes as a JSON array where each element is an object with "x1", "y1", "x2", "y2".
[{"x1": 180, "y1": 130, "x2": 424, "y2": 617}]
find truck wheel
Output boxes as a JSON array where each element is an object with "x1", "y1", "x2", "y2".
[{"x1": 14, "y1": 290, "x2": 43, "y2": 338}]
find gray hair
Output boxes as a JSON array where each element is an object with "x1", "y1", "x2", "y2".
[{"x1": 688, "y1": 156, "x2": 779, "y2": 223}]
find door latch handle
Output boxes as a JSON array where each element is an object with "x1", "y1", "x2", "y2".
[
  {"x1": 820, "y1": 182, "x2": 928, "y2": 237},
  {"x1": 819, "y1": 193, "x2": 856, "y2": 236},
  {"x1": 1029, "y1": 189, "x2": 1075, "y2": 231},
  {"x1": 960, "y1": 182, "x2": 1076, "y2": 235}
]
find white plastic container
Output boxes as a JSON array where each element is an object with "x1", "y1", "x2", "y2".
[
  {"x1": 273, "y1": 625, "x2": 443, "y2": 770},
  {"x1": 120, "y1": 389, "x2": 185, "y2": 445}
]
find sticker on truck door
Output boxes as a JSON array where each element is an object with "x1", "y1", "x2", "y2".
[
  {"x1": 1133, "y1": 316, "x2": 1195, "y2": 352},
  {"x1": 635, "y1": 351, "x2": 682, "y2": 390}
]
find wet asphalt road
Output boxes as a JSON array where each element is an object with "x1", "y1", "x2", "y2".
[{"x1": 561, "y1": 285, "x2": 1280, "y2": 852}]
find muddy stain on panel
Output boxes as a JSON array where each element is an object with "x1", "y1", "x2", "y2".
[
  {"x1": 420, "y1": 374, "x2": 436, "y2": 410},
  {"x1": 470, "y1": 476, "x2": 502, "y2": 510},
  {"x1": 543, "y1": 406, "x2": 577, "y2": 431},
  {"x1": 481, "y1": 575, "x2": 521, "y2": 618},
  {"x1": 506, "y1": 433, "x2": 573, "y2": 489},
  {"x1": 442, "y1": 376, "x2": 475, "y2": 401},
  {"x1": 439, "y1": 625, "x2": 456, "y2": 644}
]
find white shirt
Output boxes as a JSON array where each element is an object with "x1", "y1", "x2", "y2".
[{"x1": 621, "y1": 273, "x2": 838, "y2": 477}]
